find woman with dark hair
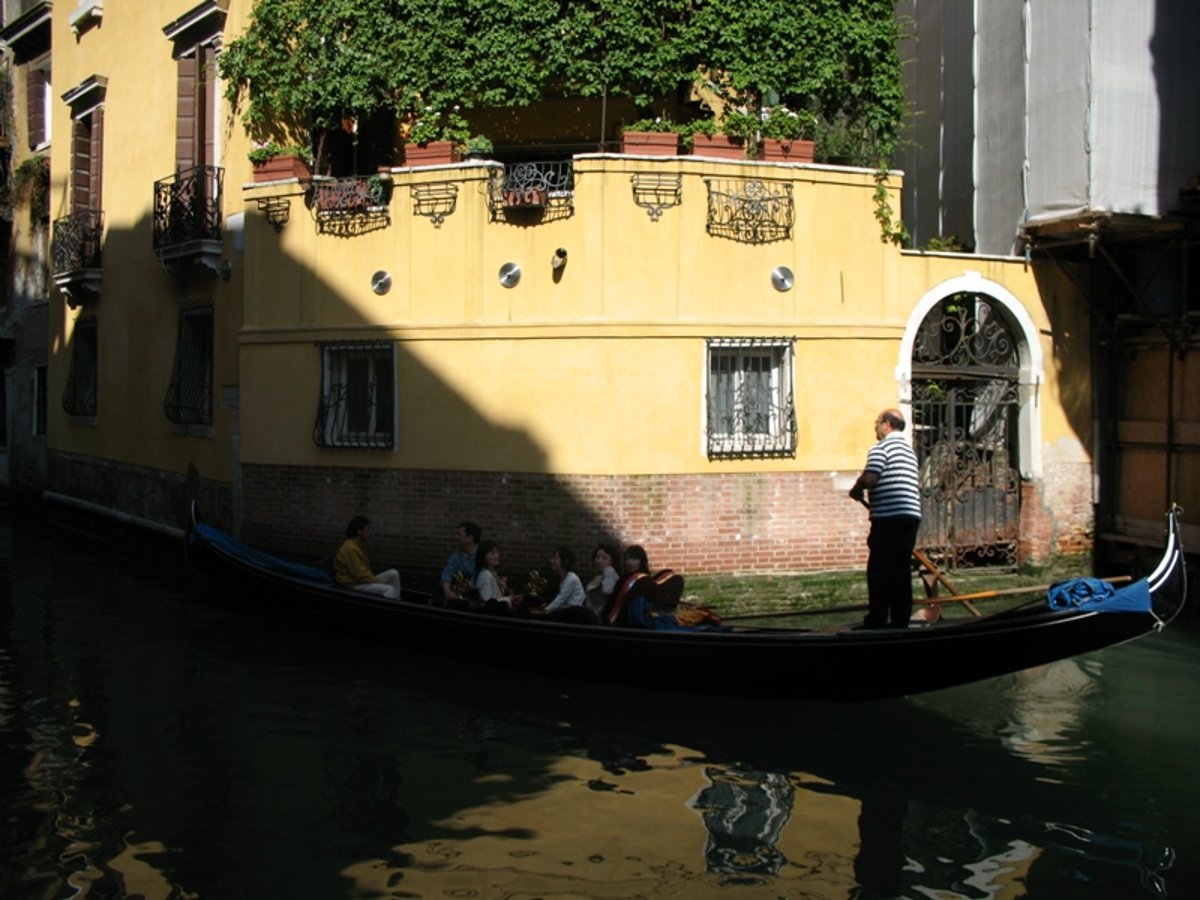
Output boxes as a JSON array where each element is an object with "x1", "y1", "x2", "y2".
[
  {"x1": 543, "y1": 546, "x2": 587, "y2": 614},
  {"x1": 474, "y1": 540, "x2": 520, "y2": 607},
  {"x1": 585, "y1": 543, "x2": 621, "y2": 617},
  {"x1": 622, "y1": 544, "x2": 650, "y2": 575}
]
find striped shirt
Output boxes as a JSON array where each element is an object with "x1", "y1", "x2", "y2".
[{"x1": 865, "y1": 431, "x2": 922, "y2": 520}]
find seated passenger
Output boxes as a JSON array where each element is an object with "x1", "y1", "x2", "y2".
[
  {"x1": 607, "y1": 546, "x2": 721, "y2": 630},
  {"x1": 473, "y1": 540, "x2": 522, "y2": 609},
  {"x1": 440, "y1": 520, "x2": 481, "y2": 602},
  {"x1": 584, "y1": 543, "x2": 621, "y2": 618},
  {"x1": 541, "y1": 546, "x2": 595, "y2": 622},
  {"x1": 334, "y1": 516, "x2": 401, "y2": 600}
]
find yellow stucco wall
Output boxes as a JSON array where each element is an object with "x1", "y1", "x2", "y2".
[
  {"x1": 46, "y1": 1, "x2": 246, "y2": 484},
  {"x1": 240, "y1": 157, "x2": 1085, "y2": 477},
  {"x1": 40, "y1": 0, "x2": 1090, "y2": 501}
]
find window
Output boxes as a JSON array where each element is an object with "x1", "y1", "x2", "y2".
[
  {"x1": 28, "y1": 58, "x2": 51, "y2": 150},
  {"x1": 34, "y1": 366, "x2": 47, "y2": 436},
  {"x1": 63, "y1": 317, "x2": 97, "y2": 419},
  {"x1": 164, "y1": 307, "x2": 213, "y2": 428},
  {"x1": 706, "y1": 338, "x2": 796, "y2": 459},
  {"x1": 314, "y1": 341, "x2": 395, "y2": 449}
]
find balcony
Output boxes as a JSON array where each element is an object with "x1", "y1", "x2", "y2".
[
  {"x1": 153, "y1": 165, "x2": 224, "y2": 275},
  {"x1": 487, "y1": 160, "x2": 574, "y2": 223},
  {"x1": 52, "y1": 209, "x2": 104, "y2": 306},
  {"x1": 311, "y1": 174, "x2": 390, "y2": 236}
]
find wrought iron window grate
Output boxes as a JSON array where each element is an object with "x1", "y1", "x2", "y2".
[
  {"x1": 313, "y1": 341, "x2": 395, "y2": 450},
  {"x1": 706, "y1": 338, "x2": 796, "y2": 459},
  {"x1": 164, "y1": 308, "x2": 213, "y2": 427},
  {"x1": 704, "y1": 178, "x2": 794, "y2": 244},
  {"x1": 153, "y1": 165, "x2": 223, "y2": 250},
  {"x1": 63, "y1": 317, "x2": 98, "y2": 419}
]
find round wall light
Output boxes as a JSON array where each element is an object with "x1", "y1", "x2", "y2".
[
  {"x1": 771, "y1": 266, "x2": 795, "y2": 292},
  {"x1": 499, "y1": 262, "x2": 522, "y2": 288},
  {"x1": 371, "y1": 270, "x2": 392, "y2": 295}
]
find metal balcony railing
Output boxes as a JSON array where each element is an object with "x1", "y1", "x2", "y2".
[
  {"x1": 487, "y1": 160, "x2": 574, "y2": 221},
  {"x1": 153, "y1": 165, "x2": 223, "y2": 251},
  {"x1": 52, "y1": 208, "x2": 104, "y2": 276}
]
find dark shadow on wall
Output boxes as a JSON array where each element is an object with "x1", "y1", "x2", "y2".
[{"x1": 1151, "y1": 0, "x2": 1200, "y2": 216}]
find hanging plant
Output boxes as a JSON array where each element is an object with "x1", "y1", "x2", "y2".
[{"x1": 11, "y1": 154, "x2": 49, "y2": 225}]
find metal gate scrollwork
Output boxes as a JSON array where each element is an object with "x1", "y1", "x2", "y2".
[{"x1": 911, "y1": 294, "x2": 1022, "y2": 570}]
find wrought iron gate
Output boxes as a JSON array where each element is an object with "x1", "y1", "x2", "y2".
[{"x1": 911, "y1": 295, "x2": 1022, "y2": 569}]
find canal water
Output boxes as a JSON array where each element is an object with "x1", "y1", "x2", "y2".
[{"x1": 1, "y1": 510, "x2": 1198, "y2": 899}]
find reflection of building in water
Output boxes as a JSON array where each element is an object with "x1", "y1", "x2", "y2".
[
  {"x1": 1001, "y1": 658, "x2": 1097, "y2": 766},
  {"x1": 687, "y1": 765, "x2": 794, "y2": 875}
]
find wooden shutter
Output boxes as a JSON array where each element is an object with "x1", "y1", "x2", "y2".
[
  {"x1": 176, "y1": 53, "x2": 198, "y2": 171},
  {"x1": 26, "y1": 67, "x2": 45, "y2": 149}
]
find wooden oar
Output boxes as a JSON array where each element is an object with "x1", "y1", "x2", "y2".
[{"x1": 722, "y1": 574, "x2": 1133, "y2": 622}]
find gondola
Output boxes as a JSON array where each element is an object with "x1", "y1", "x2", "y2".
[{"x1": 184, "y1": 504, "x2": 1187, "y2": 701}]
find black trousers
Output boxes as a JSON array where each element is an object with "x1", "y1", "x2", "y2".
[{"x1": 865, "y1": 516, "x2": 920, "y2": 627}]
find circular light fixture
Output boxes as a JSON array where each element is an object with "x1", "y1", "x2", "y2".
[
  {"x1": 371, "y1": 270, "x2": 392, "y2": 295},
  {"x1": 499, "y1": 262, "x2": 522, "y2": 288},
  {"x1": 771, "y1": 266, "x2": 795, "y2": 292}
]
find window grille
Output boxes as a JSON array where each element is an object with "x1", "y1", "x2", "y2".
[
  {"x1": 314, "y1": 341, "x2": 395, "y2": 450},
  {"x1": 164, "y1": 307, "x2": 213, "y2": 427},
  {"x1": 63, "y1": 317, "x2": 97, "y2": 419},
  {"x1": 706, "y1": 338, "x2": 796, "y2": 459}
]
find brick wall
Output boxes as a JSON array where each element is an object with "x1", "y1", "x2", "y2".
[
  {"x1": 242, "y1": 464, "x2": 873, "y2": 576},
  {"x1": 47, "y1": 451, "x2": 232, "y2": 534}
]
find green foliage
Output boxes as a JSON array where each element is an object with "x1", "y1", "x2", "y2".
[
  {"x1": 873, "y1": 167, "x2": 910, "y2": 247},
  {"x1": 221, "y1": 0, "x2": 906, "y2": 185},
  {"x1": 11, "y1": 155, "x2": 49, "y2": 224},
  {"x1": 622, "y1": 116, "x2": 682, "y2": 133},
  {"x1": 247, "y1": 141, "x2": 313, "y2": 165},
  {"x1": 759, "y1": 105, "x2": 815, "y2": 141},
  {"x1": 464, "y1": 134, "x2": 494, "y2": 156},
  {"x1": 924, "y1": 235, "x2": 967, "y2": 252}
]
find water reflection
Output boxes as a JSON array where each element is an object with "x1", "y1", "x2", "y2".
[{"x1": 1, "y1": 511, "x2": 1197, "y2": 898}]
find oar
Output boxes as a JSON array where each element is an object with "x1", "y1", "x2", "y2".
[{"x1": 722, "y1": 575, "x2": 1134, "y2": 622}]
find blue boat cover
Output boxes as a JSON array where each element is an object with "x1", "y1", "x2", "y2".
[
  {"x1": 1047, "y1": 576, "x2": 1151, "y2": 613},
  {"x1": 193, "y1": 522, "x2": 335, "y2": 585}
]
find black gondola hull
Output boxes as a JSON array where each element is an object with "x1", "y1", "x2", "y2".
[{"x1": 185, "y1": 509, "x2": 1186, "y2": 702}]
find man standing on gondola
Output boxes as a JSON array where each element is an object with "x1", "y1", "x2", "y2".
[{"x1": 849, "y1": 408, "x2": 922, "y2": 628}]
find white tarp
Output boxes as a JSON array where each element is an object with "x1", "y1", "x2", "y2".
[{"x1": 1026, "y1": 0, "x2": 1200, "y2": 223}]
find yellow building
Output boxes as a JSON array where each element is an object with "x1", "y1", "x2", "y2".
[{"x1": 28, "y1": 1, "x2": 1093, "y2": 574}]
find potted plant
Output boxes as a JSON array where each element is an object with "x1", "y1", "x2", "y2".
[
  {"x1": 249, "y1": 141, "x2": 314, "y2": 182},
  {"x1": 620, "y1": 117, "x2": 682, "y2": 156},
  {"x1": 759, "y1": 106, "x2": 815, "y2": 163},
  {"x1": 464, "y1": 134, "x2": 494, "y2": 159},
  {"x1": 403, "y1": 108, "x2": 471, "y2": 166},
  {"x1": 687, "y1": 110, "x2": 756, "y2": 160}
]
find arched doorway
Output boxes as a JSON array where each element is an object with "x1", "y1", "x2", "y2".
[{"x1": 910, "y1": 292, "x2": 1024, "y2": 569}]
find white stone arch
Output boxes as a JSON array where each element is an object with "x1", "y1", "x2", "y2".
[{"x1": 896, "y1": 270, "x2": 1043, "y2": 479}]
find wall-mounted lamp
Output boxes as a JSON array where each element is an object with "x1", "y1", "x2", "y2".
[
  {"x1": 256, "y1": 197, "x2": 291, "y2": 232},
  {"x1": 499, "y1": 262, "x2": 522, "y2": 288},
  {"x1": 371, "y1": 270, "x2": 392, "y2": 295}
]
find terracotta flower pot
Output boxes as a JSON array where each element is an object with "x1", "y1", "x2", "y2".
[
  {"x1": 252, "y1": 154, "x2": 312, "y2": 183},
  {"x1": 620, "y1": 131, "x2": 680, "y2": 156},
  {"x1": 404, "y1": 140, "x2": 463, "y2": 167},
  {"x1": 761, "y1": 138, "x2": 815, "y2": 163},
  {"x1": 690, "y1": 134, "x2": 751, "y2": 160}
]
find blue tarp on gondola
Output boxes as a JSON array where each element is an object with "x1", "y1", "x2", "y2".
[
  {"x1": 192, "y1": 523, "x2": 334, "y2": 584},
  {"x1": 1047, "y1": 577, "x2": 1151, "y2": 613}
]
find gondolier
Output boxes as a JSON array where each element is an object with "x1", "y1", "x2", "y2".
[{"x1": 849, "y1": 408, "x2": 922, "y2": 628}]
